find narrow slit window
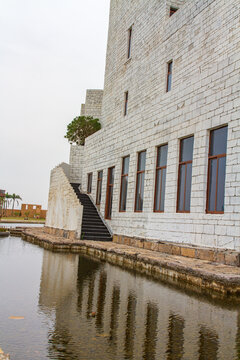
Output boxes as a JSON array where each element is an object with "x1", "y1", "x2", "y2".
[
  {"x1": 170, "y1": 7, "x2": 178, "y2": 16},
  {"x1": 119, "y1": 156, "x2": 130, "y2": 212},
  {"x1": 124, "y1": 91, "x2": 128, "y2": 116},
  {"x1": 96, "y1": 170, "x2": 103, "y2": 205},
  {"x1": 127, "y1": 26, "x2": 132, "y2": 59},
  {"x1": 166, "y1": 61, "x2": 173, "y2": 92},
  {"x1": 206, "y1": 126, "x2": 228, "y2": 213},
  {"x1": 87, "y1": 173, "x2": 92, "y2": 194},
  {"x1": 154, "y1": 144, "x2": 168, "y2": 212},
  {"x1": 105, "y1": 167, "x2": 115, "y2": 220},
  {"x1": 135, "y1": 151, "x2": 146, "y2": 212},
  {"x1": 177, "y1": 136, "x2": 194, "y2": 213}
]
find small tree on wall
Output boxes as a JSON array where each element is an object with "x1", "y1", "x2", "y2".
[{"x1": 64, "y1": 116, "x2": 101, "y2": 146}]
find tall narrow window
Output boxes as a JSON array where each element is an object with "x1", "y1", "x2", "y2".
[
  {"x1": 127, "y1": 26, "x2": 132, "y2": 59},
  {"x1": 124, "y1": 91, "x2": 128, "y2": 116},
  {"x1": 166, "y1": 61, "x2": 173, "y2": 92},
  {"x1": 96, "y1": 170, "x2": 103, "y2": 205},
  {"x1": 177, "y1": 136, "x2": 194, "y2": 213},
  {"x1": 154, "y1": 144, "x2": 168, "y2": 212},
  {"x1": 87, "y1": 173, "x2": 92, "y2": 194},
  {"x1": 207, "y1": 126, "x2": 227, "y2": 213},
  {"x1": 119, "y1": 156, "x2": 130, "y2": 212},
  {"x1": 135, "y1": 151, "x2": 146, "y2": 212},
  {"x1": 170, "y1": 7, "x2": 178, "y2": 16},
  {"x1": 105, "y1": 167, "x2": 115, "y2": 220}
]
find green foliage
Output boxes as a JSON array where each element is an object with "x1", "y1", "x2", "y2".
[{"x1": 64, "y1": 116, "x2": 101, "y2": 146}]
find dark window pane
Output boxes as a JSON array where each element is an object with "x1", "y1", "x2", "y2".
[
  {"x1": 110, "y1": 168, "x2": 115, "y2": 184},
  {"x1": 185, "y1": 163, "x2": 192, "y2": 211},
  {"x1": 108, "y1": 187, "x2": 113, "y2": 218},
  {"x1": 208, "y1": 159, "x2": 217, "y2": 212},
  {"x1": 120, "y1": 176, "x2": 128, "y2": 211},
  {"x1": 216, "y1": 157, "x2": 226, "y2": 212},
  {"x1": 210, "y1": 126, "x2": 228, "y2": 156},
  {"x1": 160, "y1": 168, "x2": 167, "y2": 211},
  {"x1": 140, "y1": 173, "x2": 145, "y2": 210},
  {"x1": 96, "y1": 171, "x2": 103, "y2": 205},
  {"x1": 170, "y1": 7, "x2": 178, "y2": 16},
  {"x1": 180, "y1": 136, "x2": 194, "y2": 162},
  {"x1": 167, "y1": 74, "x2": 172, "y2": 92},
  {"x1": 157, "y1": 145, "x2": 168, "y2": 167},
  {"x1": 155, "y1": 169, "x2": 161, "y2": 211},
  {"x1": 128, "y1": 27, "x2": 132, "y2": 58},
  {"x1": 168, "y1": 61, "x2": 172, "y2": 73},
  {"x1": 123, "y1": 156, "x2": 130, "y2": 175},
  {"x1": 136, "y1": 173, "x2": 144, "y2": 211},
  {"x1": 105, "y1": 167, "x2": 115, "y2": 219},
  {"x1": 87, "y1": 173, "x2": 92, "y2": 193},
  {"x1": 178, "y1": 164, "x2": 185, "y2": 212},
  {"x1": 138, "y1": 151, "x2": 146, "y2": 171}
]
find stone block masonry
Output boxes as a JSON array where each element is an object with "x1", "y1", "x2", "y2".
[
  {"x1": 45, "y1": 163, "x2": 83, "y2": 239},
  {"x1": 76, "y1": 0, "x2": 240, "y2": 250},
  {"x1": 53, "y1": 0, "x2": 240, "y2": 251}
]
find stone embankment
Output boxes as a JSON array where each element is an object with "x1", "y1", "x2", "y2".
[{"x1": 20, "y1": 227, "x2": 240, "y2": 297}]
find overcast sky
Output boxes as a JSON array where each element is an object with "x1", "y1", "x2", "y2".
[{"x1": 0, "y1": 0, "x2": 110, "y2": 209}]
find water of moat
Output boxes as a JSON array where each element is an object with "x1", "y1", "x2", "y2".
[{"x1": 0, "y1": 236, "x2": 240, "y2": 360}]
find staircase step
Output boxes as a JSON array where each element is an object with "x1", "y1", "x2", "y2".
[
  {"x1": 82, "y1": 235, "x2": 112, "y2": 241},
  {"x1": 70, "y1": 183, "x2": 112, "y2": 242}
]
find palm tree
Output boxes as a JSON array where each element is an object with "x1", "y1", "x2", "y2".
[
  {"x1": 4, "y1": 193, "x2": 12, "y2": 217},
  {"x1": 11, "y1": 194, "x2": 22, "y2": 216}
]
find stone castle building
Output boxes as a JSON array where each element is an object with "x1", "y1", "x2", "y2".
[{"x1": 46, "y1": 0, "x2": 240, "y2": 251}]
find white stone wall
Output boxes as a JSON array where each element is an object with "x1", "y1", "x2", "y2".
[
  {"x1": 46, "y1": 163, "x2": 83, "y2": 236},
  {"x1": 81, "y1": 89, "x2": 103, "y2": 120},
  {"x1": 69, "y1": 145, "x2": 85, "y2": 184},
  {"x1": 75, "y1": 0, "x2": 240, "y2": 250}
]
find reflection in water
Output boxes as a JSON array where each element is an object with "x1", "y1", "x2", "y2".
[
  {"x1": 86, "y1": 276, "x2": 96, "y2": 317},
  {"x1": 109, "y1": 286, "x2": 120, "y2": 345},
  {"x1": 36, "y1": 249, "x2": 240, "y2": 360},
  {"x1": 143, "y1": 303, "x2": 158, "y2": 360},
  {"x1": 167, "y1": 314, "x2": 185, "y2": 360},
  {"x1": 124, "y1": 294, "x2": 137, "y2": 359},
  {"x1": 199, "y1": 326, "x2": 219, "y2": 360},
  {"x1": 96, "y1": 271, "x2": 107, "y2": 331},
  {"x1": 77, "y1": 255, "x2": 101, "y2": 313},
  {"x1": 236, "y1": 312, "x2": 240, "y2": 359}
]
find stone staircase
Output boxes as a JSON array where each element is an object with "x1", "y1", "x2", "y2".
[{"x1": 70, "y1": 183, "x2": 112, "y2": 242}]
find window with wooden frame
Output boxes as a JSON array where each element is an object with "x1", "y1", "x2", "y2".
[
  {"x1": 124, "y1": 91, "x2": 128, "y2": 116},
  {"x1": 166, "y1": 60, "x2": 173, "y2": 92},
  {"x1": 96, "y1": 170, "x2": 103, "y2": 205},
  {"x1": 87, "y1": 173, "x2": 92, "y2": 194},
  {"x1": 127, "y1": 26, "x2": 132, "y2": 59},
  {"x1": 105, "y1": 167, "x2": 115, "y2": 220},
  {"x1": 154, "y1": 144, "x2": 168, "y2": 212},
  {"x1": 177, "y1": 136, "x2": 194, "y2": 213},
  {"x1": 170, "y1": 7, "x2": 178, "y2": 16},
  {"x1": 119, "y1": 156, "x2": 130, "y2": 212},
  {"x1": 135, "y1": 151, "x2": 146, "y2": 212},
  {"x1": 206, "y1": 126, "x2": 228, "y2": 213}
]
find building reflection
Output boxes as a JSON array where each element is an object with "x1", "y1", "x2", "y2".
[
  {"x1": 167, "y1": 313, "x2": 185, "y2": 360},
  {"x1": 109, "y1": 285, "x2": 120, "y2": 345},
  {"x1": 199, "y1": 326, "x2": 219, "y2": 360},
  {"x1": 124, "y1": 293, "x2": 137, "y2": 359},
  {"x1": 143, "y1": 303, "x2": 158, "y2": 360},
  {"x1": 96, "y1": 271, "x2": 107, "y2": 332},
  {"x1": 38, "y1": 250, "x2": 240, "y2": 360}
]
